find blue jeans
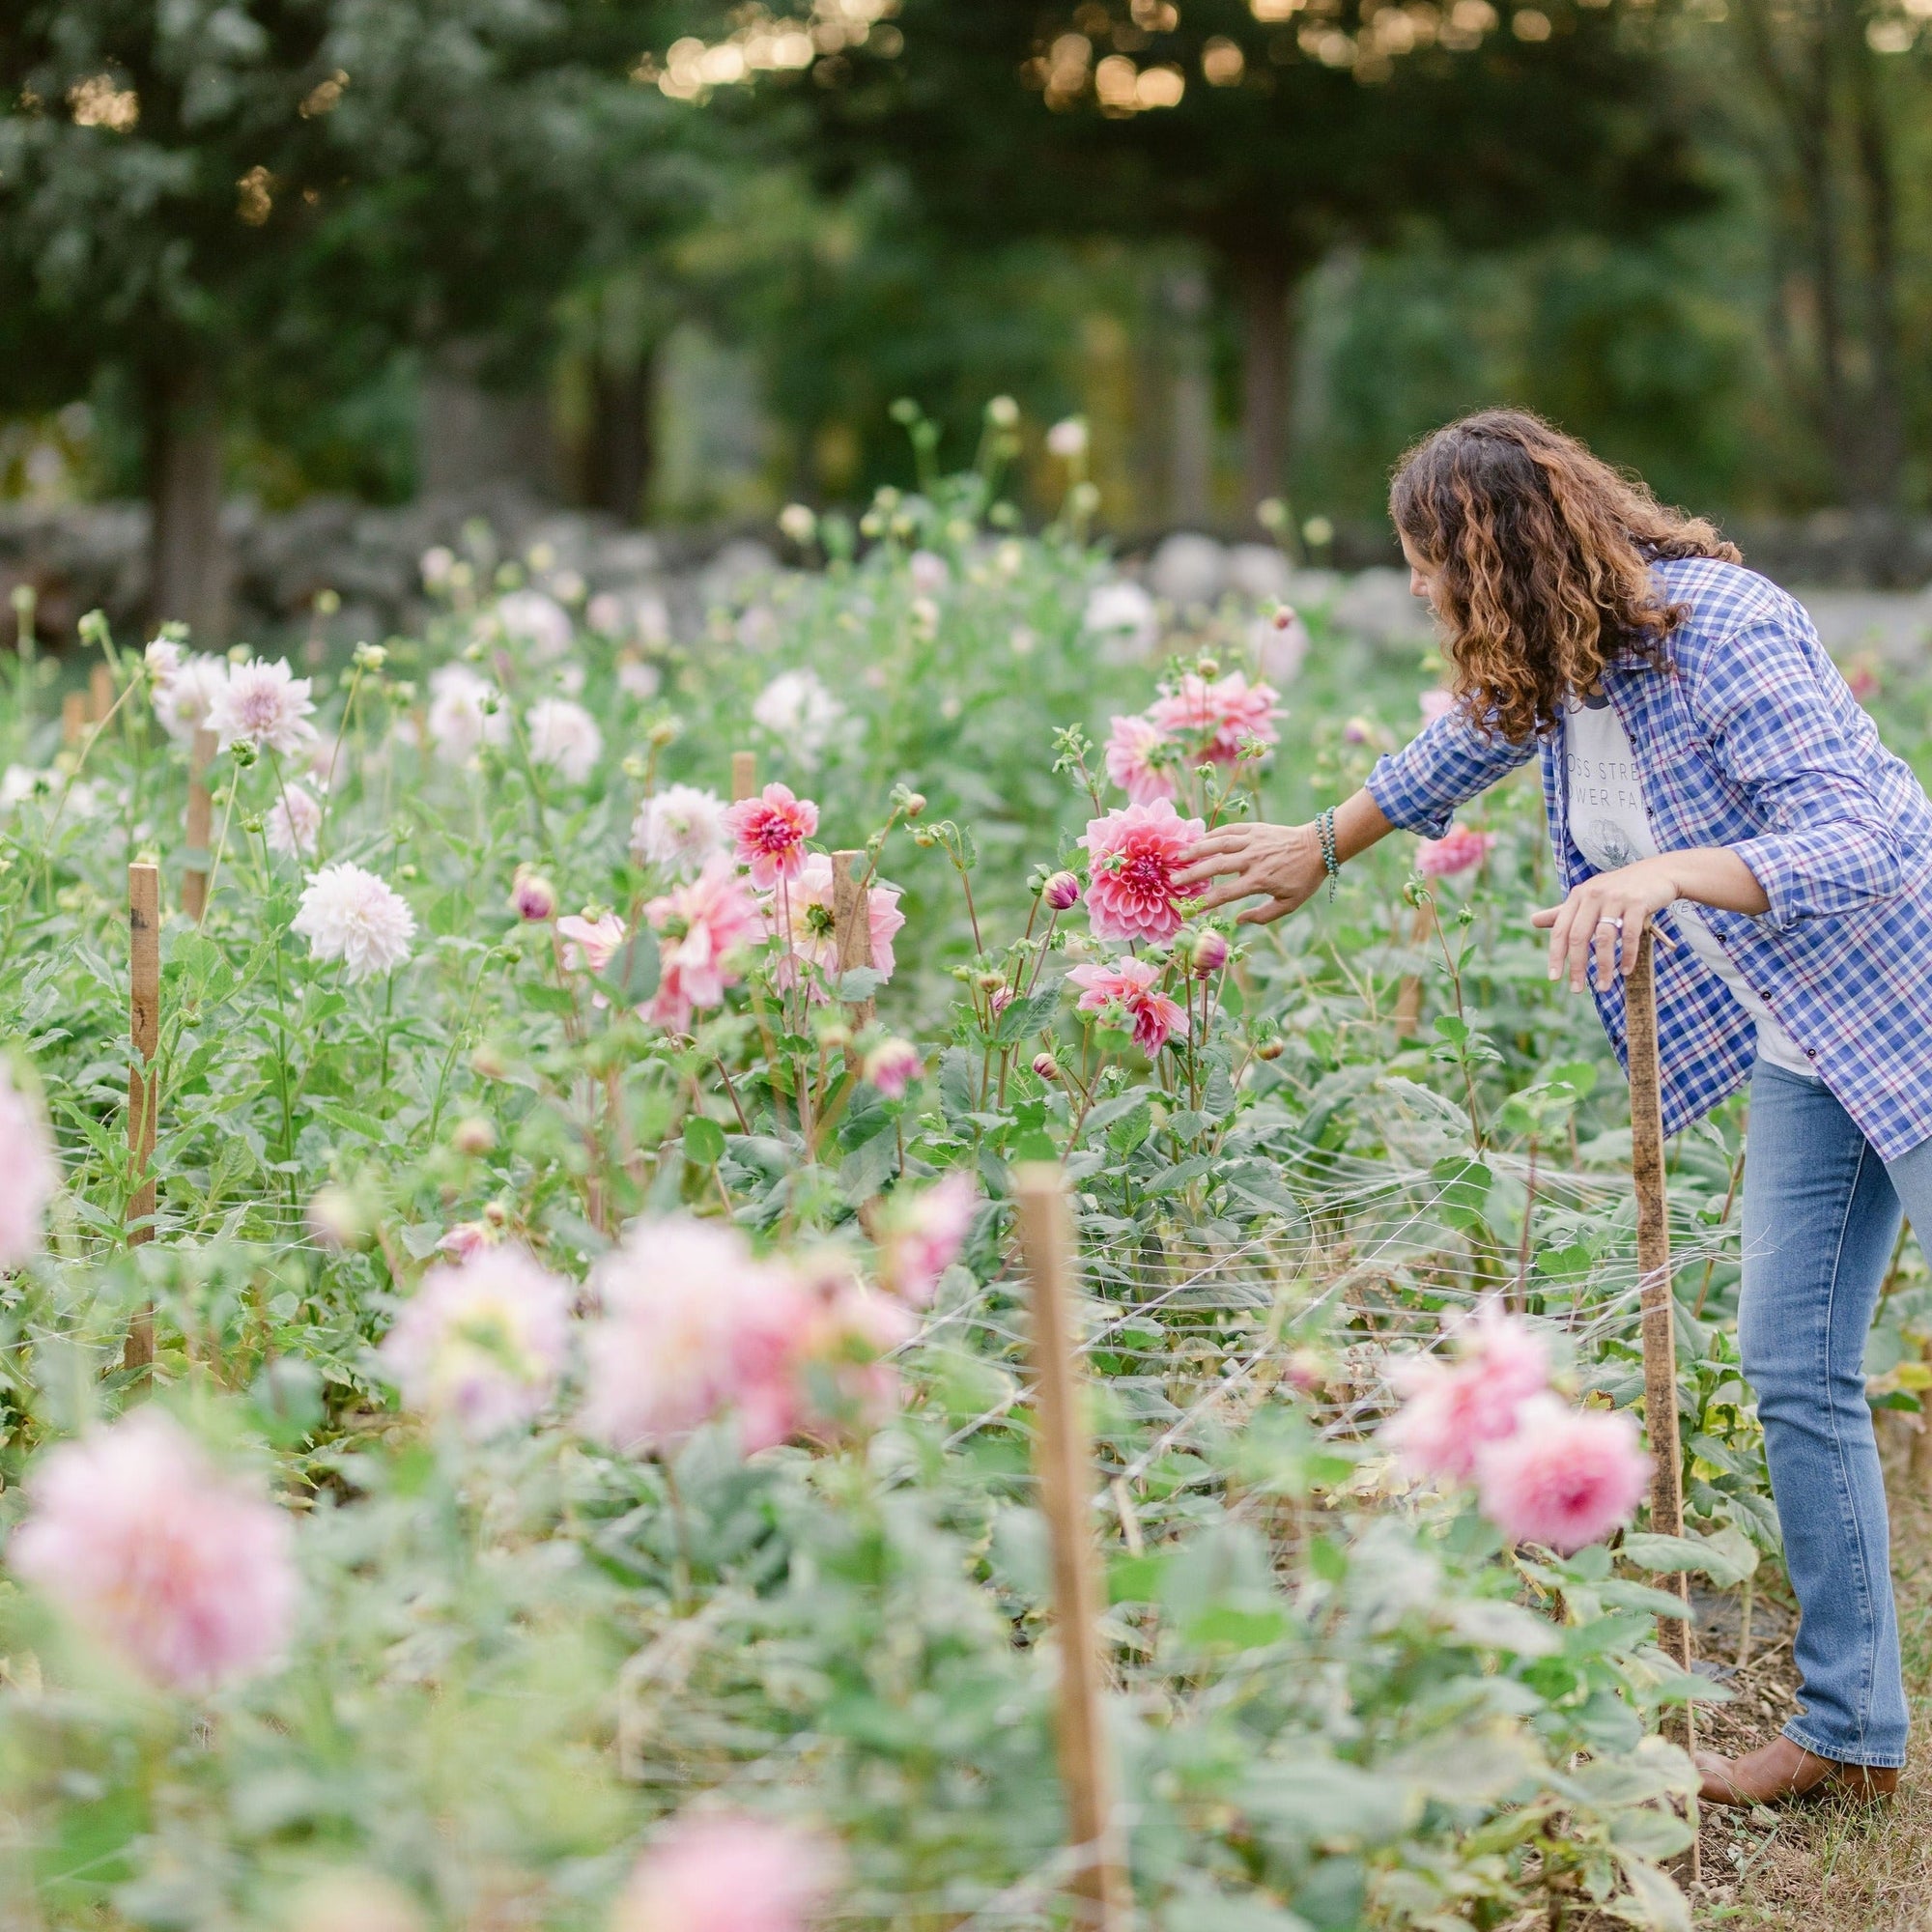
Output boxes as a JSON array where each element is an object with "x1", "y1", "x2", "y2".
[{"x1": 1737, "y1": 1061, "x2": 1932, "y2": 1768}]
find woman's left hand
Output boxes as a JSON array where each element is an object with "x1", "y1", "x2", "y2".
[{"x1": 1531, "y1": 857, "x2": 1682, "y2": 992}]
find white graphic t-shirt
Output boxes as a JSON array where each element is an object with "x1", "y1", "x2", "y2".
[{"x1": 1562, "y1": 693, "x2": 1815, "y2": 1078}]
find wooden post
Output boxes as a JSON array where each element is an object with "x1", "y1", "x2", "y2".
[
  {"x1": 88, "y1": 662, "x2": 114, "y2": 724},
  {"x1": 61, "y1": 691, "x2": 86, "y2": 748},
  {"x1": 1626, "y1": 927, "x2": 1698, "y2": 1875},
  {"x1": 831, "y1": 849, "x2": 876, "y2": 1029},
  {"x1": 1392, "y1": 899, "x2": 1435, "y2": 1039},
  {"x1": 730, "y1": 750, "x2": 758, "y2": 802},
  {"x1": 181, "y1": 727, "x2": 217, "y2": 920},
  {"x1": 1013, "y1": 1164, "x2": 1129, "y2": 1932},
  {"x1": 125, "y1": 863, "x2": 161, "y2": 1370}
]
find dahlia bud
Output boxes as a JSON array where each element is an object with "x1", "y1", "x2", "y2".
[
  {"x1": 482, "y1": 1199, "x2": 508, "y2": 1228},
  {"x1": 305, "y1": 1185, "x2": 367, "y2": 1252},
  {"x1": 471, "y1": 1042, "x2": 510, "y2": 1080},
  {"x1": 1190, "y1": 929, "x2": 1230, "y2": 978},
  {"x1": 510, "y1": 867, "x2": 556, "y2": 923},
  {"x1": 864, "y1": 1037, "x2": 923, "y2": 1100},
  {"x1": 1041, "y1": 869, "x2": 1081, "y2": 912},
  {"x1": 975, "y1": 970, "x2": 1006, "y2": 993},
  {"x1": 1033, "y1": 1053, "x2": 1060, "y2": 1082},
  {"x1": 1255, "y1": 1037, "x2": 1286, "y2": 1062},
  {"x1": 1195, "y1": 656, "x2": 1220, "y2": 680},
  {"x1": 901, "y1": 791, "x2": 926, "y2": 818},
  {"x1": 451, "y1": 1116, "x2": 496, "y2": 1156}
]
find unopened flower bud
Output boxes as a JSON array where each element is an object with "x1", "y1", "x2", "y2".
[
  {"x1": 1042, "y1": 869, "x2": 1081, "y2": 912},
  {"x1": 975, "y1": 970, "x2": 1006, "y2": 992},
  {"x1": 451, "y1": 1116, "x2": 495, "y2": 1156},
  {"x1": 510, "y1": 867, "x2": 556, "y2": 923},
  {"x1": 1033, "y1": 1053, "x2": 1060, "y2": 1082},
  {"x1": 305, "y1": 1185, "x2": 367, "y2": 1252},
  {"x1": 1255, "y1": 1037, "x2": 1286, "y2": 1062},
  {"x1": 986, "y1": 395, "x2": 1020, "y2": 429},
  {"x1": 902, "y1": 792, "x2": 926, "y2": 818},
  {"x1": 471, "y1": 1042, "x2": 510, "y2": 1080},
  {"x1": 1190, "y1": 929, "x2": 1230, "y2": 978},
  {"x1": 647, "y1": 718, "x2": 681, "y2": 748},
  {"x1": 1195, "y1": 656, "x2": 1220, "y2": 680},
  {"x1": 482, "y1": 1199, "x2": 508, "y2": 1228},
  {"x1": 864, "y1": 1037, "x2": 923, "y2": 1099}
]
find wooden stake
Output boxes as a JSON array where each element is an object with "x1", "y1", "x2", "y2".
[
  {"x1": 1392, "y1": 899, "x2": 1435, "y2": 1039},
  {"x1": 61, "y1": 690, "x2": 86, "y2": 748},
  {"x1": 126, "y1": 864, "x2": 161, "y2": 1369},
  {"x1": 1013, "y1": 1164, "x2": 1129, "y2": 1932},
  {"x1": 1627, "y1": 926, "x2": 1699, "y2": 1875},
  {"x1": 181, "y1": 727, "x2": 217, "y2": 920},
  {"x1": 831, "y1": 849, "x2": 876, "y2": 1029},
  {"x1": 730, "y1": 750, "x2": 758, "y2": 802},
  {"x1": 88, "y1": 662, "x2": 114, "y2": 724}
]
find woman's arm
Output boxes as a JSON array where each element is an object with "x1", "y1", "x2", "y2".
[
  {"x1": 1173, "y1": 788, "x2": 1394, "y2": 923},
  {"x1": 1531, "y1": 849, "x2": 1770, "y2": 993}
]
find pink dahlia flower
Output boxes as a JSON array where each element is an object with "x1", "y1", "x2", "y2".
[
  {"x1": 611, "y1": 1813, "x2": 839, "y2": 1932},
  {"x1": 1150, "y1": 670, "x2": 1282, "y2": 763},
  {"x1": 879, "y1": 1172, "x2": 978, "y2": 1307},
  {"x1": 1103, "y1": 714, "x2": 1178, "y2": 806},
  {"x1": 291, "y1": 864, "x2": 416, "y2": 981},
  {"x1": 209, "y1": 657, "x2": 318, "y2": 756},
  {"x1": 378, "y1": 1244, "x2": 573, "y2": 1439},
  {"x1": 0, "y1": 1062, "x2": 58, "y2": 1268},
  {"x1": 1065, "y1": 956, "x2": 1188, "y2": 1054},
  {"x1": 724, "y1": 782, "x2": 819, "y2": 889},
  {"x1": 1475, "y1": 1396, "x2": 1651, "y2": 1553},
  {"x1": 557, "y1": 910, "x2": 626, "y2": 978},
  {"x1": 579, "y1": 1217, "x2": 816, "y2": 1457},
  {"x1": 644, "y1": 855, "x2": 764, "y2": 1033},
  {"x1": 265, "y1": 781, "x2": 322, "y2": 859},
  {"x1": 10, "y1": 1410, "x2": 298, "y2": 1692},
  {"x1": 863, "y1": 1037, "x2": 922, "y2": 1099},
  {"x1": 762, "y1": 854, "x2": 905, "y2": 997},
  {"x1": 436, "y1": 1219, "x2": 497, "y2": 1264},
  {"x1": 1079, "y1": 797, "x2": 1205, "y2": 945},
  {"x1": 1382, "y1": 1303, "x2": 1551, "y2": 1486},
  {"x1": 1416, "y1": 826, "x2": 1496, "y2": 878},
  {"x1": 1041, "y1": 869, "x2": 1082, "y2": 912}
]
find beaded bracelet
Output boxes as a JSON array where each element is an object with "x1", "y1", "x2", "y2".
[{"x1": 1317, "y1": 807, "x2": 1340, "y2": 901}]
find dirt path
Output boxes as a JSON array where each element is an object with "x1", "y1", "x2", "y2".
[{"x1": 1694, "y1": 1449, "x2": 1932, "y2": 1928}]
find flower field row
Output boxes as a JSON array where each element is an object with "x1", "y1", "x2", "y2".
[{"x1": 3, "y1": 433, "x2": 1930, "y2": 1930}]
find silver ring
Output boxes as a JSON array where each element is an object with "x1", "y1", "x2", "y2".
[{"x1": 1595, "y1": 916, "x2": 1623, "y2": 930}]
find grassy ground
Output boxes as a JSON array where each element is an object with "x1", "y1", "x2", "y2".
[{"x1": 1691, "y1": 1422, "x2": 1932, "y2": 1929}]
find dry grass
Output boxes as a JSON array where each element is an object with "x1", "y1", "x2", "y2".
[{"x1": 1690, "y1": 1423, "x2": 1932, "y2": 1930}]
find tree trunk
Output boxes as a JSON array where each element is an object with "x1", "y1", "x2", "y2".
[
  {"x1": 145, "y1": 359, "x2": 228, "y2": 644},
  {"x1": 586, "y1": 344, "x2": 657, "y2": 525},
  {"x1": 1163, "y1": 266, "x2": 1214, "y2": 526},
  {"x1": 1847, "y1": 29, "x2": 1905, "y2": 509},
  {"x1": 1235, "y1": 250, "x2": 1295, "y2": 518}
]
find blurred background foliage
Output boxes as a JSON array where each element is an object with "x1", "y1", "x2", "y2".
[{"x1": 4, "y1": 0, "x2": 1932, "y2": 603}]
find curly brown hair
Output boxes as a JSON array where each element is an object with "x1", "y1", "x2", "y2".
[{"x1": 1389, "y1": 410, "x2": 1741, "y2": 746}]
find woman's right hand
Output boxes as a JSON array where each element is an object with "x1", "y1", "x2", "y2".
[{"x1": 1173, "y1": 821, "x2": 1327, "y2": 924}]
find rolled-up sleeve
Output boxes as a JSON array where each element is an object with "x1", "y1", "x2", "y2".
[
  {"x1": 1690, "y1": 612, "x2": 1904, "y2": 930},
  {"x1": 1366, "y1": 709, "x2": 1538, "y2": 838}
]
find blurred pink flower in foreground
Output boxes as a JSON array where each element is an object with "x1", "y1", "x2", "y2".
[
  {"x1": 1383, "y1": 1302, "x2": 1550, "y2": 1485},
  {"x1": 10, "y1": 1410, "x2": 298, "y2": 1691},
  {"x1": 579, "y1": 1217, "x2": 816, "y2": 1456},
  {"x1": 763, "y1": 854, "x2": 904, "y2": 995},
  {"x1": 724, "y1": 783, "x2": 819, "y2": 889},
  {"x1": 379, "y1": 1244, "x2": 573, "y2": 1439},
  {"x1": 1475, "y1": 1397, "x2": 1650, "y2": 1554},
  {"x1": 436, "y1": 1219, "x2": 497, "y2": 1264},
  {"x1": 879, "y1": 1172, "x2": 978, "y2": 1307},
  {"x1": 1080, "y1": 797, "x2": 1205, "y2": 945},
  {"x1": 644, "y1": 856, "x2": 763, "y2": 1033},
  {"x1": 611, "y1": 1813, "x2": 839, "y2": 1932},
  {"x1": 1103, "y1": 714, "x2": 1177, "y2": 806},
  {"x1": 558, "y1": 910, "x2": 626, "y2": 977},
  {"x1": 1416, "y1": 826, "x2": 1496, "y2": 878},
  {"x1": 0, "y1": 1062, "x2": 58, "y2": 1268},
  {"x1": 864, "y1": 1037, "x2": 922, "y2": 1099},
  {"x1": 1066, "y1": 957, "x2": 1188, "y2": 1055},
  {"x1": 1150, "y1": 670, "x2": 1283, "y2": 763}
]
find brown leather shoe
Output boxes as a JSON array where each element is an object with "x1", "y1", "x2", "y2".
[{"x1": 1696, "y1": 1734, "x2": 1900, "y2": 1807}]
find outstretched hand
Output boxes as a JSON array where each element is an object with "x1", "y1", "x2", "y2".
[
  {"x1": 1173, "y1": 821, "x2": 1326, "y2": 925},
  {"x1": 1530, "y1": 857, "x2": 1680, "y2": 991}
]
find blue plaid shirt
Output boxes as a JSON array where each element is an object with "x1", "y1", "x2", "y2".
[{"x1": 1367, "y1": 554, "x2": 1932, "y2": 1161}]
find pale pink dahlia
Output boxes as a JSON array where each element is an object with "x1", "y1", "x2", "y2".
[
  {"x1": 1079, "y1": 797, "x2": 1205, "y2": 945},
  {"x1": 209, "y1": 657, "x2": 318, "y2": 756},
  {"x1": 427, "y1": 664, "x2": 508, "y2": 762},
  {"x1": 863, "y1": 1037, "x2": 922, "y2": 1099},
  {"x1": 763, "y1": 854, "x2": 904, "y2": 996},
  {"x1": 878, "y1": 1172, "x2": 978, "y2": 1307},
  {"x1": 436, "y1": 1219, "x2": 497, "y2": 1264},
  {"x1": 1150, "y1": 670, "x2": 1282, "y2": 763},
  {"x1": 611, "y1": 1813, "x2": 839, "y2": 1932},
  {"x1": 579, "y1": 1217, "x2": 816, "y2": 1456},
  {"x1": 492, "y1": 588, "x2": 573, "y2": 662},
  {"x1": 558, "y1": 910, "x2": 627, "y2": 978},
  {"x1": 1065, "y1": 956, "x2": 1188, "y2": 1054},
  {"x1": 632, "y1": 783, "x2": 729, "y2": 881},
  {"x1": 265, "y1": 781, "x2": 322, "y2": 858},
  {"x1": 1416, "y1": 826, "x2": 1496, "y2": 878},
  {"x1": 1103, "y1": 713, "x2": 1178, "y2": 806},
  {"x1": 153, "y1": 652, "x2": 230, "y2": 746},
  {"x1": 1382, "y1": 1303, "x2": 1551, "y2": 1486},
  {"x1": 1475, "y1": 1396, "x2": 1651, "y2": 1553},
  {"x1": 724, "y1": 783, "x2": 819, "y2": 889},
  {"x1": 378, "y1": 1244, "x2": 573, "y2": 1439},
  {"x1": 10, "y1": 1410, "x2": 298, "y2": 1691},
  {"x1": 526, "y1": 697, "x2": 603, "y2": 784},
  {"x1": 0, "y1": 1062, "x2": 58, "y2": 1267},
  {"x1": 644, "y1": 855, "x2": 764, "y2": 1033},
  {"x1": 292, "y1": 864, "x2": 416, "y2": 981}
]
